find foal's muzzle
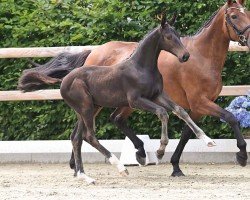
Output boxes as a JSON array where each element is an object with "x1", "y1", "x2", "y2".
[{"x1": 180, "y1": 52, "x2": 190, "y2": 63}]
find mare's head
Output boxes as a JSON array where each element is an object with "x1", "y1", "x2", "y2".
[
  {"x1": 225, "y1": 0, "x2": 250, "y2": 49},
  {"x1": 159, "y1": 14, "x2": 190, "y2": 63}
]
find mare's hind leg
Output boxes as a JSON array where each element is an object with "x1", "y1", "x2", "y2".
[{"x1": 110, "y1": 107, "x2": 146, "y2": 165}]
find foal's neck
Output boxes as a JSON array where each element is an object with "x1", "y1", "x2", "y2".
[
  {"x1": 192, "y1": 5, "x2": 230, "y2": 71},
  {"x1": 130, "y1": 28, "x2": 161, "y2": 71}
]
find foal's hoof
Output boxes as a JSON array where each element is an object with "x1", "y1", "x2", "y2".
[
  {"x1": 236, "y1": 151, "x2": 248, "y2": 167},
  {"x1": 69, "y1": 159, "x2": 75, "y2": 169},
  {"x1": 77, "y1": 172, "x2": 96, "y2": 185},
  {"x1": 201, "y1": 135, "x2": 216, "y2": 147},
  {"x1": 207, "y1": 140, "x2": 216, "y2": 147},
  {"x1": 120, "y1": 169, "x2": 129, "y2": 177},
  {"x1": 136, "y1": 152, "x2": 146, "y2": 165},
  {"x1": 156, "y1": 150, "x2": 164, "y2": 160},
  {"x1": 171, "y1": 170, "x2": 185, "y2": 177}
]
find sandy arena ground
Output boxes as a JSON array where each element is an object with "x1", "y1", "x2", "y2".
[{"x1": 0, "y1": 163, "x2": 249, "y2": 200}]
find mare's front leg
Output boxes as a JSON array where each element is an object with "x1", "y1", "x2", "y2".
[
  {"x1": 189, "y1": 97, "x2": 248, "y2": 166},
  {"x1": 110, "y1": 107, "x2": 146, "y2": 165},
  {"x1": 171, "y1": 97, "x2": 248, "y2": 177},
  {"x1": 170, "y1": 112, "x2": 202, "y2": 177},
  {"x1": 156, "y1": 92, "x2": 216, "y2": 147}
]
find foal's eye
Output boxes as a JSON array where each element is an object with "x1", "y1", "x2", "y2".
[{"x1": 231, "y1": 15, "x2": 237, "y2": 19}]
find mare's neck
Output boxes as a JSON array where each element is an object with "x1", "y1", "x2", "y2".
[
  {"x1": 191, "y1": 5, "x2": 230, "y2": 71},
  {"x1": 130, "y1": 28, "x2": 161, "y2": 71}
]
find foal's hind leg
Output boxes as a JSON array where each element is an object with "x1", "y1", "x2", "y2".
[
  {"x1": 110, "y1": 107, "x2": 146, "y2": 165},
  {"x1": 81, "y1": 105, "x2": 128, "y2": 176},
  {"x1": 69, "y1": 122, "x2": 79, "y2": 171},
  {"x1": 69, "y1": 108, "x2": 102, "y2": 171}
]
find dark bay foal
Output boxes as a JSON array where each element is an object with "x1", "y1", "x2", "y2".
[{"x1": 60, "y1": 16, "x2": 214, "y2": 184}]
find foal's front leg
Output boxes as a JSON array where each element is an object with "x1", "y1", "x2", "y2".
[
  {"x1": 155, "y1": 92, "x2": 216, "y2": 147},
  {"x1": 128, "y1": 95, "x2": 170, "y2": 155}
]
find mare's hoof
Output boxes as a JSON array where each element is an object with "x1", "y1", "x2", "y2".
[
  {"x1": 236, "y1": 151, "x2": 248, "y2": 167},
  {"x1": 156, "y1": 150, "x2": 164, "y2": 160},
  {"x1": 171, "y1": 170, "x2": 185, "y2": 177},
  {"x1": 136, "y1": 151, "x2": 146, "y2": 165},
  {"x1": 120, "y1": 169, "x2": 129, "y2": 176},
  {"x1": 69, "y1": 159, "x2": 75, "y2": 169}
]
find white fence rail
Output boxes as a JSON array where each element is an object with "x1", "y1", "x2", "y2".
[
  {"x1": 0, "y1": 85, "x2": 249, "y2": 102},
  {"x1": 0, "y1": 42, "x2": 248, "y2": 58}
]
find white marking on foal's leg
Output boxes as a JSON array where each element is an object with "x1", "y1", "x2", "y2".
[
  {"x1": 199, "y1": 134, "x2": 216, "y2": 147},
  {"x1": 77, "y1": 171, "x2": 96, "y2": 184},
  {"x1": 171, "y1": 105, "x2": 216, "y2": 147},
  {"x1": 109, "y1": 153, "x2": 128, "y2": 176}
]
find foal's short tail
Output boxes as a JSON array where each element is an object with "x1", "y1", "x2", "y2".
[{"x1": 17, "y1": 50, "x2": 92, "y2": 92}]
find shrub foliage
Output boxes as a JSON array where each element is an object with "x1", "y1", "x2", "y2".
[{"x1": 0, "y1": 0, "x2": 249, "y2": 140}]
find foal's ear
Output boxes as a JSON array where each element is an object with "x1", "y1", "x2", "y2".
[
  {"x1": 237, "y1": 0, "x2": 245, "y2": 5},
  {"x1": 168, "y1": 13, "x2": 177, "y2": 26},
  {"x1": 161, "y1": 14, "x2": 167, "y2": 28}
]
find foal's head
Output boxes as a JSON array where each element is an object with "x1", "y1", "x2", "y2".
[
  {"x1": 159, "y1": 14, "x2": 190, "y2": 63},
  {"x1": 224, "y1": 0, "x2": 250, "y2": 49}
]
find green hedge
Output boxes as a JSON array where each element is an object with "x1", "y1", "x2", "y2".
[{"x1": 0, "y1": 0, "x2": 249, "y2": 140}]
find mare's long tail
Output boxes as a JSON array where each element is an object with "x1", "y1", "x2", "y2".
[{"x1": 17, "y1": 50, "x2": 91, "y2": 92}]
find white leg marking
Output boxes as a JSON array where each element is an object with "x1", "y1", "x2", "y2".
[
  {"x1": 172, "y1": 107, "x2": 216, "y2": 147},
  {"x1": 77, "y1": 171, "x2": 96, "y2": 184},
  {"x1": 109, "y1": 153, "x2": 128, "y2": 174},
  {"x1": 199, "y1": 134, "x2": 216, "y2": 147}
]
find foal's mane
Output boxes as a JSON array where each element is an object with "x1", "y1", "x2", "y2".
[{"x1": 127, "y1": 26, "x2": 159, "y2": 59}]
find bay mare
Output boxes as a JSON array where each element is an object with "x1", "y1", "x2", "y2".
[{"x1": 18, "y1": 0, "x2": 250, "y2": 177}]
